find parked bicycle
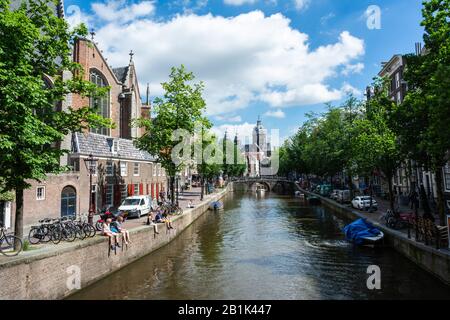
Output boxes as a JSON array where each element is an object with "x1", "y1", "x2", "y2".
[
  {"x1": 161, "y1": 202, "x2": 183, "y2": 215},
  {"x1": 383, "y1": 209, "x2": 414, "y2": 230},
  {"x1": 0, "y1": 226, "x2": 23, "y2": 256}
]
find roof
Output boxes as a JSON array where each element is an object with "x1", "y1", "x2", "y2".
[
  {"x1": 112, "y1": 66, "x2": 129, "y2": 84},
  {"x1": 73, "y1": 132, "x2": 156, "y2": 162}
]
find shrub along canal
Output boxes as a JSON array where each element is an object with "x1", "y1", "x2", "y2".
[{"x1": 70, "y1": 192, "x2": 450, "y2": 300}]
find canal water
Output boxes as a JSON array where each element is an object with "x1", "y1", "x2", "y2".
[{"x1": 71, "y1": 192, "x2": 450, "y2": 300}]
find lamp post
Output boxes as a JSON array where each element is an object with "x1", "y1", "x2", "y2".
[{"x1": 84, "y1": 154, "x2": 98, "y2": 225}]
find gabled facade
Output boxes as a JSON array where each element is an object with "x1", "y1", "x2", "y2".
[{"x1": 2, "y1": 7, "x2": 166, "y2": 230}]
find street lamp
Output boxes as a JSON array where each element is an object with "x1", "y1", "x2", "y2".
[{"x1": 84, "y1": 154, "x2": 98, "y2": 225}]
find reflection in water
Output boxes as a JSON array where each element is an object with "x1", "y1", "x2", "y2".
[{"x1": 70, "y1": 192, "x2": 450, "y2": 300}]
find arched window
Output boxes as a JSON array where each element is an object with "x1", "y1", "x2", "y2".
[
  {"x1": 90, "y1": 70, "x2": 110, "y2": 136},
  {"x1": 61, "y1": 186, "x2": 77, "y2": 217}
]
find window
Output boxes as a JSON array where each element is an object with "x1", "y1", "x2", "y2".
[
  {"x1": 153, "y1": 164, "x2": 157, "y2": 177},
  {"x1": 61, "y1": 186, "x2": 77, "y2": 217},
  {"x1": 105, "y1": 185, "x2": 114, "y2": 207},
  {"x1": 89, "y1": 70, "x2": 110, "y2": 136},
  {"x1": 106, "y1": 161, "x2": 113, "y2": 176},
  {"x1": 113, "y1": 140, "x2": 119, "y2": 153},
  {"x1": 444, "y1": 163, "x2": 450, "y2": 191},
  {"x1": 395, "y1": 72, "x2": 400, "y2": 89},
  {"x1": 133, "y1": 163, "x2": 140, "y2": 176},
  {"x1": 133, "y1": 183, "x2": 139, "y2": 196},
  {"x1": 158, "y1": 164, "x2": 162, "y2": 176},
  {"x1": 120, "y1": 162, "x2": 128, "y2": 176},
  {"x1": 36, "y1": 186, "x2": 45, "y2": 201}
]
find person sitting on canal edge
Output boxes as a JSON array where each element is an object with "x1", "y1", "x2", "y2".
[
  {"x1": 113, "y1": 216, "x2": 131, "y2": 245},
  {"x1": 156, "y1": 210, "x2": 174, "y2": 230},
  {"x1": 102, "y1": 217, "x2": 120, "y2": 250}
]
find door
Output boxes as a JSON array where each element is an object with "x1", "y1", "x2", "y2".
[{"x1": 61, "y1": 186, "x2": 77, "y2": 217}]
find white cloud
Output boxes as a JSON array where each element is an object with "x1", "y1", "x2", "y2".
[
  {"x1": 224, "y1": 0, "x2": 256, "y2": 5},
  {"x1": 264, "y1": 109, "x2": 285, "y2": 118},
  {"x1": 92, "y1": 0, "x2": 155, "y2": 24},
  {"x1": 341, "y1": 62, "x2": 364, "y2": 76},
  {"x1": 215, "y1": 115, "x2": 242, "y2": 122},
  {"x1": 72, "y1": 6, "x2": 365, "y2": 116},
  {"x1": 212, "y1": 122, "x2": 256, "y2": 144},
  {"x1": 294, "y1": 0, "x2": 310, "y2": 11},
  {"x1": 341, "y1": 82, "x2": 362, "y2": 97}
]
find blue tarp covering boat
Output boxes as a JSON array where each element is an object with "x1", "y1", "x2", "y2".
[{"x1": 343, "y1": 218, "x2": 384, "y2": 246}]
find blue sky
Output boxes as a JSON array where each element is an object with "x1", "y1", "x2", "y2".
[{"x1": 65, "y1": 0, "x2": 424, "y2": 143}]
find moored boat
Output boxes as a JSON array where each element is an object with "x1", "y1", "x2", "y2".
[{"x1": 343, "y1": 218, "x2": 384, "y2": 247}]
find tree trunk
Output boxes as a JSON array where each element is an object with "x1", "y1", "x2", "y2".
[
  {"x1": 387, "y1": 173, "x2": 395, "y2": 212},
  {"x1": 434, "y1": 166, "x2": 446, "y2": 226},
  {"x1": 347, "y1": 173, "x2": 354, "y2": 199},
  {"x1": 170, "y1": 176, "x2": 175, "y2": 205},
  {"x1": 14, "y1": 189, "x2": 24, "y2": 250},
  {"x1": 200, "y1": 176, "x2": 204, "y2": 201}
]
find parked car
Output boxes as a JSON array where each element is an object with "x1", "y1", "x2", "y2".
[
  {"x1": 351, "y1": 196, "x2": 378, "y2": 211},
  {"x1": 118, "y1": 196, "x2": 151, "y2": 218},
  {"x1": 336, "y1": 190, "x2": 351, "y2": 204}
]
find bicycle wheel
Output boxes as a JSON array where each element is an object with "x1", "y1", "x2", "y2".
[
  {"x1": 28, "y1": 228, "x2": 42, "y2": 245},
  {"x1": 73, "y1": 225, "x2": 86, "y2": 240},
  {"x1": 41, "y1": 225, "x2": 52, "y2": 243},
  {"x1": 51, "y1": 228, "x2": 62, "y2": 244},
  {"x1": 0, "y1": 235, "x2": 23, "y2": 256},
  {"x1": 83, "y1": 224, "x2": 96, "y2": 238},
  {"x1": 62, "y1": 227, "x2": 76, "y2": 242}
]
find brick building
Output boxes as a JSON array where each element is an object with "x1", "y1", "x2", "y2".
[
  {"x1": 2, "y1": 35, "x2": 167, "y2": 230},
  {"x1": 375, "y1": 48, "x2": 450, "y2": 212}
]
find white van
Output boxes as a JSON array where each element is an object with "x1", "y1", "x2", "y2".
[{"x1": 118, "y1": 196, "x2": 151, "y2": 218}]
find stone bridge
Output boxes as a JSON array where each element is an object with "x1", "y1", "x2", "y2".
[{"x1": 230, "y1": 176, "x2": 300, "y2": 194}]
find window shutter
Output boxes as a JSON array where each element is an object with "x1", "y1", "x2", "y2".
[
  {"x1": 128, "y1": 184, "x2": 133, "y2": 196},
  {"x1": 156, "y1": 184, "x2": 160, "y2": 200},
  {"x1": 151, "y1": 183, "x2": 154, "y2": 198}
]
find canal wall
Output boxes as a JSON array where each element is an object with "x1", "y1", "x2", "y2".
[
  {"x1": 0, "y1": 187, "x2": 230, "y2": 300},
  {"x1": 300, "y1": 189, "x2": 450, "y2": 286}
]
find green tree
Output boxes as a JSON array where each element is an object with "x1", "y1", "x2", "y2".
[
  {"x1": 0, "y1": 0, "x2": 112, "y2": 245},
  {"x1": 353, "y1": 79, "x2": 403, "y2": 211},
  {"x1": 134, "y1": 65, "x2": 210, "y2": 204},
  {"x1": 394, "y1": 0, "x2": 450, "y2": 224}
]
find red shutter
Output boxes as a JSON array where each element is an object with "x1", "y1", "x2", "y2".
[
  {"x1": 151, "y1": 183, "x2": 154, "y2": 198},
  {"x1": 156, "y1": 184, "x2": 160, "y2": 200},
  {"x1": 128, "y1": 184, "x2": 133, "y2": 196},
  {"x1": 139, "y1": 183, "x2": 144, "y2": 195}
]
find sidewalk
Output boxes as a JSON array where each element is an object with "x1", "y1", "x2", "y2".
[{"x1": 0, "y1": 186, "x2": 220, "y2": 264}]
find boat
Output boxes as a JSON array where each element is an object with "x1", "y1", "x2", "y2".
[
  {"x1": 209, "y1": 201, "x2": 224, "y2": 211},
  {"x1": 343, "y1": 218, "x2": 384, "y2": 247}
]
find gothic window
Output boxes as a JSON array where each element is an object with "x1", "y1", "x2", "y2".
[{"x1": 89, "y1": 70, "x2": 110, "y2": 136}]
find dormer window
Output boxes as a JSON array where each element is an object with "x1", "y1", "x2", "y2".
[{"x1": 107, "y1": 138, "x2": 119, "y2": 154}]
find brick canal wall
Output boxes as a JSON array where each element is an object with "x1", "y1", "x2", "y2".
[
  {"x1": 0, "y1": 187, "x2": 229, "y2": 300},
  {"x1": 301, "y1": 189, "x2": 450, "y2": 286}
]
